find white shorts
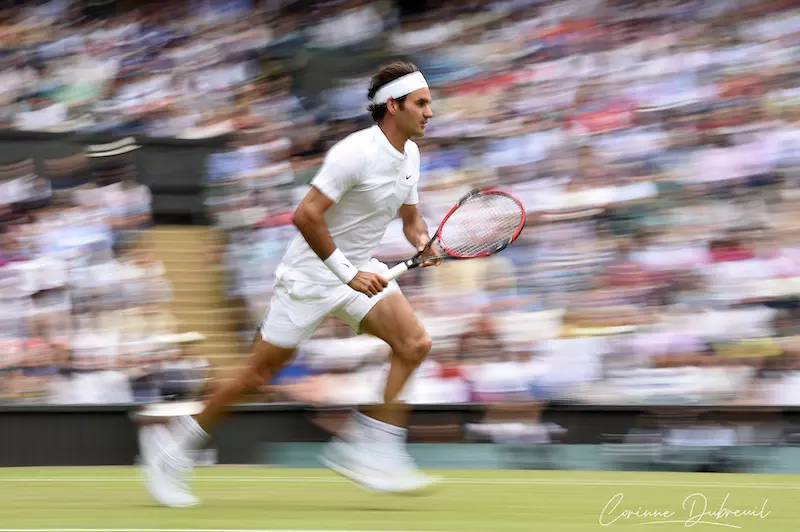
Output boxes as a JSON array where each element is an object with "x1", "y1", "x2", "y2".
[{"x1": 260, "y1": 258, "x2": 401, "y2": 349}]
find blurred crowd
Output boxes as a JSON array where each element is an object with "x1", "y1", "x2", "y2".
[
  {"x1": 2, "y1": 0, "x2": 800, "y2": 407},
  {"x1": 0, "y1": 137, "x2": 209, "y2": 404},
  {"x1": 210, "y1": 0, "x2": 800, "y2": 408}
]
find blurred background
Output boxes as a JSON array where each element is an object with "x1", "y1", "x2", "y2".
[{"x1": 1, "y1": 0, "x2": 800, "y2": 466}]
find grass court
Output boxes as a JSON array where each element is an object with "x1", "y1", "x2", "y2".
[{"x1": 0, "y1": 467, "x2": 796, "y2": 531}]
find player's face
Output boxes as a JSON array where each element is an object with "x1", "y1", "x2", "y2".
[{"x1": 397, "y1": 87, "x2": 433, "y2": 138}]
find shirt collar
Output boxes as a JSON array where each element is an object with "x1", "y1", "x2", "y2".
[{"x1": 372, "y1": 125, "x2": 407, "y2": 160}]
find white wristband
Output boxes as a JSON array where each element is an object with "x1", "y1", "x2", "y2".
[{"x1": 323, "y1": 248, "x2": 357, "y2": 284}]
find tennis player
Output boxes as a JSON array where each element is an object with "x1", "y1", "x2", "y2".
[{"x1": 139, "y1": 61, "x2": 440, "y2": 507}]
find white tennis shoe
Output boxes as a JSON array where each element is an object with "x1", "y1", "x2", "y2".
[
  {"x1": 320, "y1": 437, "x2": 438, "y2": 494},
  {"x1": 138, "y1": 424, "x2": 199, "y2": 508}
]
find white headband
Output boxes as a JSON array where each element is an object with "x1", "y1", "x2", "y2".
[{"x1": 371, "y1": 71, "x2": 428, "y2": 106}]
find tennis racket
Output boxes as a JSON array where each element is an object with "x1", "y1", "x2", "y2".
[{"x1": 385, "y1": 188, "x2": 526, "y2": 281}]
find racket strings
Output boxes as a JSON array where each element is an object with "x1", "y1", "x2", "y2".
[{"x1": 439, "y1": 194, "x2": 524, "y2": 258}]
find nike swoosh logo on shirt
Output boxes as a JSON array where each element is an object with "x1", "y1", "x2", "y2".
[{"x1": 406, "y1": 175, "x2": 412, "y2": 180}]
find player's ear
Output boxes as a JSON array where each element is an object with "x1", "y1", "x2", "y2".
[{"x1": 387, "y1": 98, "x2": 397, "y2": 115}]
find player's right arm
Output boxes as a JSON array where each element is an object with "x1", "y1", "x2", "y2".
[{"x1": 292, "y1": 142, "x2": 388, "y2": 297}]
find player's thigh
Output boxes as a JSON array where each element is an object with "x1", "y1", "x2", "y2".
[
  {"x1": 340, "y1": 288, "x2": 432, "y2": 363},
  {"x1": 259, "y1": 283, "x2": 328, "y2": 351}
]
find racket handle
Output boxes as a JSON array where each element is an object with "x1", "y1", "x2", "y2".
[{"x1": 385, "y1": 261, "x2": 409, "y2": 281}]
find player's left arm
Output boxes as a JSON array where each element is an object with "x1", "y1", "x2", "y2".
[
  {"x1": 398, "y1": 145, "x2": 428, "y2": 250},
  {"x1": 398, "y1": 203, "x2": 440, "y2": 267},
  {"x1": 398, "y1": 146, "x2": 440, "y2": 267},
  {"x1": 398, "y1": 203, "x2": 429, "y2": 250}
]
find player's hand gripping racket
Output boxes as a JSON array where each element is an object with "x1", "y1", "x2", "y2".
[{"x1": 385, "y1": 188, "x2": 526, "y2": 281}]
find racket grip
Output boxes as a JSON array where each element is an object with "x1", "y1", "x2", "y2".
[{"x1": 385, "y1": 261, "x2": 409, "y2": 281}]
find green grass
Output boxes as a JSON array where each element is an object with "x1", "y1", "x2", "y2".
[{"x1": 0, "y1": 468, "x2": 797, "y2": 531}]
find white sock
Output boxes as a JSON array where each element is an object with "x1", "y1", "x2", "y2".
[
  {"x1": 338, "y1": 412, "x2": 364, "y2": 442},
  {"x1": 354, "y1": 412, "x2": 406, "y2": 447},
  {"x1": 170, "y1": 415, "x2": 209, "y2": 451}
]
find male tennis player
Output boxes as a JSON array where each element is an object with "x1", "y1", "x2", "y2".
[{"x1": 138, "y1": 61, "x2": 439, "y2": 507}]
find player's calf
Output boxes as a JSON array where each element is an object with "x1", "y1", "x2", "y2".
[
  {"x1": 193, "y1": 338, "x2": 295, "y2": 433},
  {"x1": 381, "y1": 332, "x2": 432, "y2": 406}
]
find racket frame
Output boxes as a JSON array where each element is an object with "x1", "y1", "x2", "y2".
[{"x1": 385, "y1": 188, "x2": 526, "y2": 281}]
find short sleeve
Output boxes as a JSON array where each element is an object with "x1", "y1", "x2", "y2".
[
  {"x1": 310, "y1": 139, "x2": 364, "y2": 203},
  {"x1": 403, "y1": 141, "x2": 420, "y2": 205},
  {"x1": 404, "y1": 183, "x2": 419, "y2": 205}
]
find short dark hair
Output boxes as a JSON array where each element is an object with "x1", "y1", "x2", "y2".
[{"x1": 366, "y1": 60, "x2": 419, "y2": 123}]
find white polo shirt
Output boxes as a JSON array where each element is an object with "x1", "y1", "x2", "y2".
[{"x1": 276, "y1": 125, "x2": 420, "y2": 286}]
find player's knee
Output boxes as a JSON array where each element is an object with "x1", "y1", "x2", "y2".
[{"x1": 400, "y1": 332, "x2": 432, "y2": 365}]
